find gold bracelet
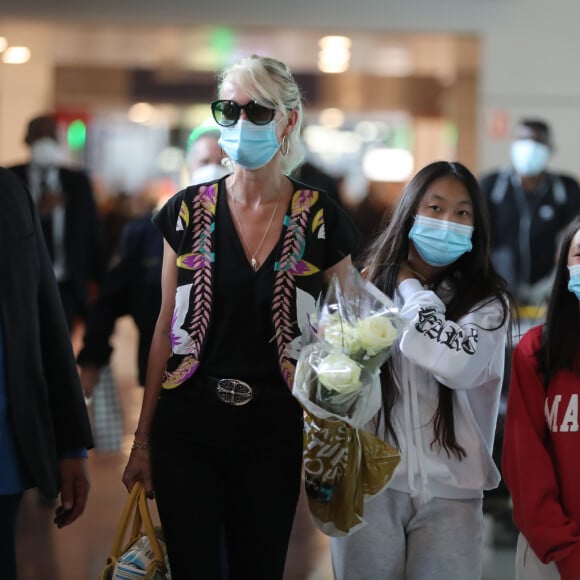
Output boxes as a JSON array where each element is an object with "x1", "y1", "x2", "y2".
[{"x1": 131, "y1": 440, "x2": 150, "y2": 451}]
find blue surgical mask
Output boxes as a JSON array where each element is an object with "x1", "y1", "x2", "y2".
[
  {"x1": 567, "y1": 264, "x2": 580, "y2": 299},
  {"x1": 511, "y1": 139, "x2": 550, "y2": 177},
  {"x1": 218, "y1": 119, "x2": 280, "y2": 170},
  {"x1": 409, "y1": 215, "x2": 474, "y2": 267}
]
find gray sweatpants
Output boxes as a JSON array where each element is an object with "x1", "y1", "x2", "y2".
[
  {"x1": 330, "y1": 488, "x2": 484, "y2": 580},
  {"x1": 515, "y1": 534, "x2": 559, "y2": 580}
]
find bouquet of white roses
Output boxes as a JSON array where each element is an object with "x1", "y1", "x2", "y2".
[
  {"x1": 292, "y1": 266, "x2": 405, "y2": 536},
  {"x1": 294, "y1": 266, "x2": 405, "y2": 428}
]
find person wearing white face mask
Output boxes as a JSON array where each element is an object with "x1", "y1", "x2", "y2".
[
  {"x1": 182, "y1": 124, "x2": 230, "y2": 188},
  {"x1": 480, "y1": 119, "x2": 580, "y2": 307},
  {"x1": 8, "y1": 114, "x2": 106, "y2": 330}
]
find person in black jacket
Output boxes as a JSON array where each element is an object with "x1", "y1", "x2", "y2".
[
  {"x1": 9, "y1": 114, "x2": 105, "y2": 329},
  {"x1": 480, "y1": 118, "x2": 580, "y2": 306},
  {"x1": 0, "y1": 167, "x2": 93, "y2": 580}
]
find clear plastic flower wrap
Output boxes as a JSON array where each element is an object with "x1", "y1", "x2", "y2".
[
  {"x1": 292, "y1": 265, "x2": 406, "y2": 536},
  {"x1": 294, "y1": 266, "x2": 406, "y2": 428}
]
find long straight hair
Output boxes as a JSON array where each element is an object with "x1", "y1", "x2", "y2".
[
  {"x1": 362, "y1": 161, "x2": 512, "y2": 459},
  {"x1": 536, "y1": 216, "x2": 580, "y2": 381}
]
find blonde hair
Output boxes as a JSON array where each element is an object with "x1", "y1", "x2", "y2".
[{"x1": 217, "y1": 54, "x2": 304, "y2": 174}]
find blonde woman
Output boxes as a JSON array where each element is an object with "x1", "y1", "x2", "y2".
[{"x1": 122, "y1": 55, "x2": 359, "y2": 579}]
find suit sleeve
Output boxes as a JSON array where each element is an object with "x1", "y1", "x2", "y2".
[
  {"x1": 29, "y1": 187, "x2": 94, "y2": 453},
  {"x1": 77, "y1": 256, "x2": 133, "y2": 367},
  {"x1": 478, "y1": 171, "x2": 500, "y2": 202},
  {"x1": 562, "y1": 174, "x2": 580, "y2": 217},
  {"x1": 79, "y1": 171, "x2": 106, "y2": 285},
  {"x1": 502, "y1": 331, "x2": 580, "y2": 578}
]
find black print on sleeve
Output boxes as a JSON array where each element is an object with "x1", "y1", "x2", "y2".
[{"x1": 415, "y1": 307, "x2": 478, "y2": 355}]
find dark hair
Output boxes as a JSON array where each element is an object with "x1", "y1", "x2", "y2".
[
  {"x1": 519, "y1": 118, "x2": 550, "y2": 135},
  {"x1": 517, "y1": 118, "x2": 552, "y2": 148},
  {"x1": 25, "y1": 114, "x2": 58, "y2": 145},
  {"x1": 362, "y1": 161, "x2": 513, "y2": 459},
  {"x1": 536, "y1": 215, "x2": 580, "y2": 380}
]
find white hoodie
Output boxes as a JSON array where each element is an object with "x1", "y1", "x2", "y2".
[{"x1": 384, "y1": 278, "x2": 509, "y2": 503}]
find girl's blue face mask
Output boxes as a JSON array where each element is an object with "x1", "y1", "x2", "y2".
[
  {"x1": 408, "y1": 215, "x2": 474, "y2": 267},
  {"x1": 218, "y1": 119, "x2": 280, "y2": 170},
  {"x1": 567, "y1": 264, "x2": 580, "y2": 299}
]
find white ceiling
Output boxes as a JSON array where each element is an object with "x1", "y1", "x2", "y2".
[{"x1": 0, "y1": 0, "x2": 511, "y2": 29}]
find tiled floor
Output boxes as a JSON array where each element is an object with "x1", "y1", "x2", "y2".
[{"x1": 16, "y1": 318, "x2": 517, "y2": 579}]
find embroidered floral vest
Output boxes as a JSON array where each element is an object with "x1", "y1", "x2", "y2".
[{"x1": 161, "y1": 179, "x2": 353, "y2": 391}]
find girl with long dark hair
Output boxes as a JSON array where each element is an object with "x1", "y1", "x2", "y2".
[
  {"x1": 331, "y1": 160, "x2": 513, "y2": 579},
  {"x1": 502, "y1": 216, "x2": 580, "y2": 580}
]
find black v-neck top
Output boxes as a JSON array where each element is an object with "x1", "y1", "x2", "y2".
[
  {"x1": 196, "y1": 190, "x2": 284, "y2": 384},
  {"x1": 153, "y1": 177, "x2": 361, "y2": 391}
]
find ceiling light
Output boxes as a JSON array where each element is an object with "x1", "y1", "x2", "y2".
[
  {"x1": 318, "y1": 108, "x2": 345, "y2": 129},
  {"x1": 128, "y1": 102, "x2": 156, "y2": 124},
  {"x1": 318, "y1": 35, "x2": 351, "y2": 74},
  {"x1": 319, "y1": 35, "x2": 352, "y2": 51},
  {"x1": 375, "y1": 46, "x2": 413, "y2": 77},
  {"x1": 362, "y1": 148, "x2": 414, "y2": 182},
  {"x1": 2, "y1": 46, "x2": 31, "y2": 64}
]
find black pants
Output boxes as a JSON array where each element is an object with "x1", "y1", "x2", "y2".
[
  {"x1": 0, "y1": 493, "x2": 23, "y2": 580},
  {"x1": 57, "y1": 281, "x2": 83, "y2": 331},
  {"x1": 150, "y1": 380, "x2": 304, "y2": 580}
]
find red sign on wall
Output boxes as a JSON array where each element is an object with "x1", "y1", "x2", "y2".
[{"x1": 488, "y1": 109, "x2": 510, "y2": 140}]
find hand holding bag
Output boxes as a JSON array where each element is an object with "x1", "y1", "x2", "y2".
[{"x1": 100, "y1": 482, "x2": 169, "y2": 580}]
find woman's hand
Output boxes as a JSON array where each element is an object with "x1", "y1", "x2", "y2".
[
  {"x1": 79, "y1": 364, "x2": 101, "y2": 401},
  {"x1": 122, "y1": 447, "x2": 154, "y2": 498}
]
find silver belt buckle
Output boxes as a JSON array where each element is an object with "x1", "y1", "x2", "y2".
[{"x1": 216, "y1": 378, "x2": 253, "y2": 406}]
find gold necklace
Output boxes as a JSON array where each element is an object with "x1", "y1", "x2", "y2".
[{"x1": 230, "y1": 194, "x2": 280, "y2": 271}]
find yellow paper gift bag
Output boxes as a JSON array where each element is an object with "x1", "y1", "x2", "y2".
[{"x1": 302, "y1": 413, "x2": 400, "y2": 536}]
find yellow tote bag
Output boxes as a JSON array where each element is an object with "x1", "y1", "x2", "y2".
[{"x1": 100, "y1": 482, "x2": 169, "y2": 580}]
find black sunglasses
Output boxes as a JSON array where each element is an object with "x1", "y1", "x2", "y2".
[{"x1": 211, "y1": 100, "x2": 276, "y2": 127}]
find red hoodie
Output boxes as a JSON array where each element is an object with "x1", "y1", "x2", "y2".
[{"x1": 503, "y1": 324, "x2": 580, "y2": 580}]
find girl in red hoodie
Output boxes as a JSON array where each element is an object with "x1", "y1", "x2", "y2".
[{"x1": 503, "y1": 215, "x2": 580, "y2": 580}]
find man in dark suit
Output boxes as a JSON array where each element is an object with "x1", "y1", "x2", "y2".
[
  {"x1": 480, "y1": 118, "x2": 580, "y2": 306},
  {"x1": 9, "y1": 114, "x2": 105, "y2": 329},
  {"x1": 0, "y1": 167, "x2": 93, "y2": 580}
]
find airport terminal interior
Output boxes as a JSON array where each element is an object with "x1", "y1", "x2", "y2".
[{"x1": 2, "y1": 1, "x2": 572, "y2": 578}]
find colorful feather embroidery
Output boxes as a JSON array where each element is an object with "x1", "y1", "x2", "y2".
[
  {"x1": 162, "y1": 183, "x2": 217, "y2": 389},
  {"x1": 273, "y1": 188, "x2": 317, "y2": 387}
]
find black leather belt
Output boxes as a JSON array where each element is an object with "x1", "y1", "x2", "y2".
[{"x1": 201, "y1": 375, "x2": 290, "y2": 406}]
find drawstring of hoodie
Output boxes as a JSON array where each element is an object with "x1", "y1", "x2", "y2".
[
  {"x1": 401, "y1": 361, "x2": 419, "y2": 499},
  {"x1": 401, "y1": 358, "x2": 432, "y2": 504},
  {"x1": 409, "y1": 364, "x2": 432, "y2": 504}
]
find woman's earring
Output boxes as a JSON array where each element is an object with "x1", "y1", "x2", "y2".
[{"x1": 281, "y1": 135, "x2": 289, "y2": 156}]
